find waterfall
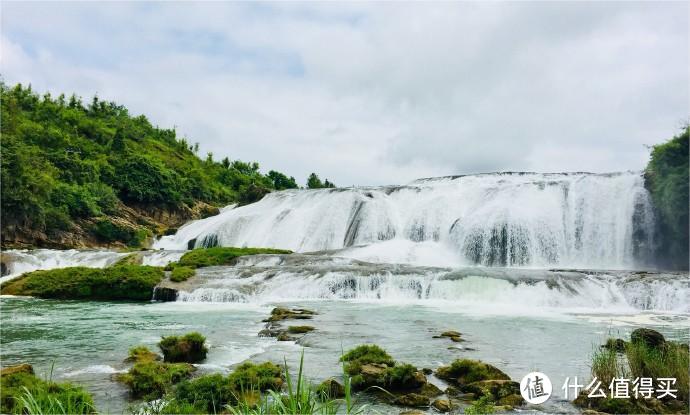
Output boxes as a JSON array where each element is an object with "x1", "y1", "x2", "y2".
[
  {"x1": 169, "y1": 255, "x2": 688, "y2": 313},
  {"x1": 155, "y1": 171, "x2": 656, "y2": 269}
]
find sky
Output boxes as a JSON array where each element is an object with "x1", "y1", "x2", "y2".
[{"x1": 1, "y1": 2, "x2": 688, "y2": 186}]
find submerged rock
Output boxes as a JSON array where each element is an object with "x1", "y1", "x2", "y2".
[
  {"x1": 431, "y1": 398, "x2": 452, "y2": 412},
  {"x1": 395, "y1": 392, "x2": 429, "y2": 407}
]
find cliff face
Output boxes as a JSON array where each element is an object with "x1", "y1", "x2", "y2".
[{"x1": 1, "y1": 202, "x2": 219, "y2": 250}]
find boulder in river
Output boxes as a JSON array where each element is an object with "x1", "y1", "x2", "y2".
[{"x1": 630, "y1": 328, "x2": 665, "y2": 349}]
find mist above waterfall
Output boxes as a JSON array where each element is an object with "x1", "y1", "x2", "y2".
[{"x1": 155, "y1": 172, "x2": 656, "y2": 270}]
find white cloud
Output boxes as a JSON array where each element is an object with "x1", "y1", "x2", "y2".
[{"x1": 1, "y1": 2, "x2": 687, "y2": 185}]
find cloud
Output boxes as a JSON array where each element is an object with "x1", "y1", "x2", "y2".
[{"x1": 1, "y1": 2, "x2": 687, "y2": 185}]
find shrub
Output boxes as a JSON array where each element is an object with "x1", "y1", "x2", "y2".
[
  {"x1": 174, "y1": 374, "x2": 232, "y2": 413},
  {"x1": 117, "y1": 361, "x2": 195, "y2": 399},
  {"x1": 159, "y1": 332, "x2": 208, "y2": 363},
  {"x1": 1, "y1": 368, "x2": 95, "y2": 414},
  {"x1": 0, "y1": 265, "x2": 164, "y2": 300},
  {"x1": 170, "y1": 266, "x2": 195, "y2": 282}
]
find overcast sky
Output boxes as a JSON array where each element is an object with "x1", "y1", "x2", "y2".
[{"x1": 1, "y1": 2, "x2": 687, "y2": 186}]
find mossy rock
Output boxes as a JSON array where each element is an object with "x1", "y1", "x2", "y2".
[
  {"x1": 287, "y1": 325, "x2": 315, "y2": 334},
  {"x1": 462, "y1": 380, "x2": 521, "y2": 402},
  {"x1": 227, "y1": 361, "x2": 283, "y2": 392},
  {"x1": 394, "y1": 392, "x2": 429, "y2": 407},
  {"x1": 497, "y1": 393, "x2": 524, "y2": 407},
  {"x1": 112, "y1": 253, "x2": 144, "y2": 266},
  {"x1": 117, "y1": 361, "x2": 195, "y2": 399},
  {"x1": 602, "y1": 338, "x2": 627, "y2": 353},
  {"x1": 264, "y1": 307, "x2": 316, "y2": 322},
  {"x1": 317, "y1": 378, "x2": 345, "y2": 398},
  {"x1": 431, "y1": 398, "x2": 452, "y2": 412},
  {"x1": 174, "y1": 373, "x2": 234, "y2": 413},
  {"x1": 159, "y1": 332, "x2": 208, "y2": 363},
  {"x1": 170, "y1": 266, "x2": 195, "y2": 282},
  {"x1": 125, "y1": 346, "x2": 161, "y2": 363},
  {"x1": 630, "y1": 328, "x2": 666, "y2": 349},
  {"x1": 435, "y1": 359, "x2": 510, "y2": 386},
  {"x1": 0, "y1": 363, "x2": 34, "y2": 377},
  {"x1": 176, "y1": 247, "x2": 292, "y2": 268},
  {"x1": 340, "y1": 344, "x2": 395, "y2": 375},
  {"x1": 0, "y1": 265, "x2": 163, "y2": 301}
]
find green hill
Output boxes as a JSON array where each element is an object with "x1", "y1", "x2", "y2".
[{"x1": 0, "y1": 83, "x2": 302, "y2": 248}]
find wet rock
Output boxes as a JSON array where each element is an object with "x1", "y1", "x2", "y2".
[
  {"x1": 497, "y1": 393, "x2": 524, "y2": 406},
  {"x1": 419, "y1": 382, "x2": 443, "y2": 398},
  {"x1": 317, "y1": 378, "x2": 345, "y2": 398},
  {"x1": 463, "y1": 380, "x2": 521, "y2": 401},
  {"x1": 602, "y1": 338, "x2": 627, "y2": 353},
  {"x1": 287, "y1": 325, "x2": 315, "y2": 334},
  {"x1": 395, "y1": 392, "x2": 429, "y2": 407},
  {"x1": 436, "y1": 359, "x2": 510, "y2": 386},
  {"x1": 630, "y1": 328, "x2": 665, "y2": 349},
  {"x1": 431, "y1": 398, "x2": 452, "y2": 412},
  {"x1": 435, "y1": 330, "x2": 463, "y2": 343},
  {"x1": 263, "y1": 307, "x2": 316, "y2": 322},
  {"x1": 399, "y1": 410, "x2": 426, "y2": 415},
  {"x1": 422, "y1": 368, "x2": 433, "y2": 375},
  {"x1": 1, "y1": 363, "x2": 34, "y2": 376},
  {"x1": 152, "y1": 286, "x2": 178, "y2": 302}
]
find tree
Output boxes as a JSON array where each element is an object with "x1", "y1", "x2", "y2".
[
  {"x1": 307, "y1": 173, "x2": 323, "y2": 189},
  {"x1": 323, "y1": 179, "x2": 336, "y2": 188},
  {"x1": 268, "y1": 170, "x2": 298, "y2": 190}
]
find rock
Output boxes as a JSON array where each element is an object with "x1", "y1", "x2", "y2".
[
  {"x1": 395, "y1": 393, "x2": 430, "y2": 407},
  {"x1": 287, "y1": 325, "x2": 315, "y2": 334},
  {"x1": 264, "y1": 307, "x2": 316, "y2": 322},
  {"x1": 276, "y1": 333, "x2": 297, "y2": 342},
  {"x1": 1, "y1": 363, "x2": 34, "y2": 376},
  {"x1": 463, "y1": 380, "x2": 521, "y2": 401},
  {"x1": 419, "y1": 382, "x2": 443, "y2": 398},
  {"x1": 412, "y1": 370, "x2": 427, "y2": 386},
  {"x1": 422, "y1": 368, "x2": 433, "y2": 375},
  {"x1": 436, "y1": 359, "x2": 510, "y2": 386},
  {"x1": 152, "y1": 286, "x2": 178, "y2": 302},
  {"x1": 431, "y1": 398, "x2": 452, "y2": 412},
  {"x1": 317, "y1": 378, "x2": 345, "y2": 398},
  {"x1": 497, "y1": 393, "x2": 524, "y2": 406},
  {"x1": 359, "y1": 362, "x2": 388, "y2": 384},
  {"x1": 602, "y1": 338, "x2": 627, "y2": 353},
  {"x1": 399, "y1": 410, "x2": 426, "y2": 415},
  {"x1": 438, "y1": 330, "x2": 463, "y2": 342},
  {"x1": 445, "y1": 386, "x2": 459, "y2": 396},
  {"x1": 630, "y1": 328, "x2": 665, "y2": 349},
  {"x1": 159, "y1": 332, "x2": 208, "y2": 363}
]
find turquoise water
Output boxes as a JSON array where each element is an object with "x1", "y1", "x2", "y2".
[{"x1": 2, "y1": 296, "x2": 688, "y2": 414}]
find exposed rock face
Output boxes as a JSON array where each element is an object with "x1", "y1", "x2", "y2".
[
  {"x1": 258, "y1": 307, "x2": 317, "y2": 342},
  {"x1": 395, "y1": 392, "x2": 429, "y2": 407},
  {"x1": 152, "y1": 287, "x2": 178, "y2": 302},
  {"x1": 432, "y1": 398, "x2": 452, "y2": 412},
  {"x1": 317, "y1": 378, "x2": 345, "y2": 398}
]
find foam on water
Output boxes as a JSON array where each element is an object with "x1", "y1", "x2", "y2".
[
  {"x1": 0, "y1": 249, "x2": 128, "y2": 283},
  {"x1": 154, "y1": 172, "x2": 656, "y2": 269}
]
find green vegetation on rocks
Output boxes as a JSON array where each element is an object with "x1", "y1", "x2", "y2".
[
  {"x1": 644, "y1": 126, "x2": 689, "y2": 270},
  {"x1": 340, "y1": 344, "x2": 395, "y2": 376},
  {"x1": 0, "y1": 265, "x2": 163, "y2": 300},
  {"x1": 118, "y1": 361, "x2": 196, "y2": 399},
  {"x1": 1, "y1": 364, "x2": 95, "y2": 414},
  {"x1": 575, "y1": 328, "x2": 688, "y2": 414},
  {"x1": 170, "y1": 266, "x2": 195, "y2": 282},
  {"x1": 174, "y1": 247, "x2": 292, "y2": 268},
  {"x1": 435, "y1": 359, "x2": 510, "y2": 385},
  {"x1": 159, "y1": 332, "x2": 208, "y2": 363}
]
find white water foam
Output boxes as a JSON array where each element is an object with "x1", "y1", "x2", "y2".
[{"x1": 155, "y1": 172, "x2": 655, "y2": 270}]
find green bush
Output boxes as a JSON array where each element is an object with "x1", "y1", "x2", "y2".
[
  {"x1": 117, "y1": 361, "x2": 195, "y2": 399},
  {"x1": 340, "y1": 344, "x2": 395, "y2": 375},
  {"x1": 1, "y1": 368, "x2": 95, "y2": 414},
  {"x1": 159, "y1": 332, "x2": 208, "y2": 363},
  {"x1": 0, "y1": 265, "x2": 163, "y2": 300},
  {"x1": 170, "y1": 266, "x2": 195, "y2": 282},
  {"x1": 176, "y1": 247, "x2": 292, "y2": 268}
]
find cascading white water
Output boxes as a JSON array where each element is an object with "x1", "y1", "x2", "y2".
[
  {"x1": 0, "y1": 249, "x2": 128, "y2": 284},
  {"x1": 170, "y1": 256, "x2": 688, "y2": 314},
  {"x1": 155, "y1": 172, "x2": 656, "y2": 269}
]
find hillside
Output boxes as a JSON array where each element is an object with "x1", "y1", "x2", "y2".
[{"x1": 0, "y1": 83, "x2": 305, "y2": 248}]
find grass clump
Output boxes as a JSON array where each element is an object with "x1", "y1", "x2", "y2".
[
  {"x1": 339, "y1": 344, "x2": 395, "y2": 376},
  {"x1": 464, "y1": 394, "x2": 495, "y2": 415},
  {"x1": 0, "y1": 265, "x2": 163, "y2": 300},
  {"x1": 118, "y1": 361, "x2": 195, "y2": 399},
  {"x1": 435, "y1": 359, "x2": 510, "y2": 385},
  {"x1": 170, "y1": 266, "x2": 195, "y2": 282},
  {"x1": 173, "y1": 373, "x2": 233, "y2": 413},
  {"x1": 1, "y1": 365, "x2": 95, "y2": 414},
  {"x1": 175, "y1": 247, "x2": 292, "y2": 268},
  {"x1": 159, "y1": 332, "x2": 208, "y2": 363},
  {"x1": 227, "y1": 362, "x2": 284, "y2": 392},
  {"x1": 126, "y1": 346, "x2": 160, "y2": 363}
]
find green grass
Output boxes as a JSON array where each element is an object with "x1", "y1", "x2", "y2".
[
  {"x1": 170, "y1": 266, "x2": 195, "y2": 282},
  {"x1": 464, "y1": 394, "x2": 495, "y2": 415},
  {"x1": 0, "y1": 265, "x2": 163, "y2": 300},
  {"x1": 159, "y1": 332, "x2": 208, "y2": 363},
  {"x1": 127, "y1": 346, "x2": 160, "y2": 363},
  {"x1": 0, "y1": 366, "x2": 95, "y2": 414},
  {"x1": 175, "y1": 247, "x2": 292, "y2": 268}
]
